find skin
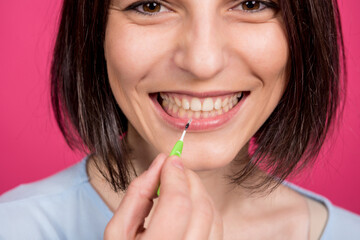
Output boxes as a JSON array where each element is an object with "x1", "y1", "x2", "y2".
[{"x1": 87, "y1": 0, "x2": 328, "y2": 238}]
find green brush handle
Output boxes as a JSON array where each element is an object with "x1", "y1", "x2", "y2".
[
  {"x1": 157, "y1": 140, "x2": 183, "y2": 196},
  {"x1": 169, "y1": 140, "x2": 183, "y2": 157}
]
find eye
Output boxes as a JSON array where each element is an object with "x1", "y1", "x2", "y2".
[
  {"x1": 126, "y1": 1, "x2": 171, "y2": 16},
  {"x1": 242, "y1": 1, "x2": 262, "y2": 11},
  {"x1": 233, "y1": 0, "x2": 277, "y2": 13},
  {"x1": 140, "y1": 2, "x2": 161, "y2": 13}
]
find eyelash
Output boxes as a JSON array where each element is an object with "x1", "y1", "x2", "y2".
[{"x1": 124, "y1": 0, "x2": 279, "y2": 16}]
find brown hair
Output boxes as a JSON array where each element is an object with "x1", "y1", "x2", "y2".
[{"x1": 51, "y1": 0, "x2": 346, "y2": 192}]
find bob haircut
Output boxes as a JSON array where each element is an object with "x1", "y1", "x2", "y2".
[{"x1": 51, "y1": 0, "x2": 346, "y2": 192}]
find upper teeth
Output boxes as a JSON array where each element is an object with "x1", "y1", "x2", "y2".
[{"x1": 160, "y1": 92, "x2": 243, "y2": 112}]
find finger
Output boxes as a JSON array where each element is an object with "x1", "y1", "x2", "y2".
[
  {"x1": 104, "y1": 153, "x2": 167, "y2": 240},
  {"x1": 143, "y1": 155, "x2": 192, "y2": 240},
  {"x1": 208, "y1": 208, "x2": 224, "y2": 240},
  {"x1": 183, "y1": 170, "x2": 215, "y2": 240}
]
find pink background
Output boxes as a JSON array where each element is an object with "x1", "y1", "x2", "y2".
[{"x1": 0, "y1": 0, "x2": 359, "y2": 214}]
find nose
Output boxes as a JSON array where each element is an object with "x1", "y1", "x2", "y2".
[{"x1": 173, "y1": 13, "x2": 227, "y2": 80}]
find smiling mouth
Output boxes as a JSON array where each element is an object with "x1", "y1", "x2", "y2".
[{"x1": 155, "y1": 91, "x2": 247, "y2": 119}]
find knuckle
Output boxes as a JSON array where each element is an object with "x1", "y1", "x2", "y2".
[
  {"x1": 127, "y1": 177, "x2": 142, "y2": 194},
  {"x1": 167, "y1": 193, "x2": 192, "y2": 213},
  {"x1": 197, "y1": 197, "x2": 214, "y2": 219},
  {"x1": 162, "y1": 168, "x2": 187, "y2": 184},
  {"x1": 104, "y1": 220, "x2": 122, "y2": 239},
  {"x1": 213, "y1": 211, "x2": 224, "y2": 231},
  {"x1": 186, "y1": 170, "x2": 215, "y2": 218},
  {"x1": 127, "y1": 177, "x2": 153, "y2": 198},
  {"x1": 214, "y1": 214, "x2": 224, "y2": 228}
]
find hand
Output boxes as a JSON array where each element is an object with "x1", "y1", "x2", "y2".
[{"x1": 104, "y1": 153, "x2": 224, "y2": 240}]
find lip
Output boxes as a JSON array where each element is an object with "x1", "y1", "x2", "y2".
[
  {"x1": 159, "y1": 90, "x2": 239, "y2": 98},
  {"x1": 150, "y1": 92, "x2": 247, "y2": 132}
]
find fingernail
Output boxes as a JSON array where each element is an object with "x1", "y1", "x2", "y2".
[
  {"x1": 149, "y1": 158, "x2": 158, "y2": 170},
  {"x1": 148, "y1": 153, "x2": 167, "y2": 172},
  {"x1": 172, "y1": 158, "x2": 184, "y2": 170},
  {"x1": 145, "y1": 155, "x2": 162, "y2": 178}
]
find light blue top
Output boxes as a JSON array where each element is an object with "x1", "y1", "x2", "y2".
[{"x1": 0, "y1": 156, "x2": 359, "y2": 239}]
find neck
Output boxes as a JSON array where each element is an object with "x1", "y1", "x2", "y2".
[
  {"x1": 87, "y1": 125, "x2": 312, "y2": 238},
  {"x1": 88, "y1": 124, "x2": 268, "y2": 214}
]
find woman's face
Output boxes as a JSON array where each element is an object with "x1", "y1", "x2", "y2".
[{"x1": 105, "y1": 0, "x2": 288, "y2": 170}]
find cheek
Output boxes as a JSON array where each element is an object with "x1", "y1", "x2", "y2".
[
  {"x1": 105, "y1": 19, "x2": 172, "y2": 86},
  {"x1": 227, "y1": 21, "x2": 289, "y2": 135},
  {"x1": 229, "y1": 21, "x2": 289, "y2": 81},
  {"x1": 104, "y1": 20, "x2": 158, "y2": 113},
  {"x1": 104, "y1": 17, "x2": 178, "y2": 142}
]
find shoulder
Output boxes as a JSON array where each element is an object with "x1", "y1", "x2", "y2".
[
  {"x1": 323, "y1": 204, "x2": 360, "y2": 239},
  {"x1": 0, "y1": 156, "x2": 110, "y2": 240},
  {"x1": 0, "y1": 159, "x2": 87, "y2": 203},
  {"x1": 284, "y1": 181, "x2": 360, "y2": 240}
]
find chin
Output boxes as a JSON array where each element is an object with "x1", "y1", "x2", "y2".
[{"x1": 180, "y1": 147, "x2": 243, "y2": 171}]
